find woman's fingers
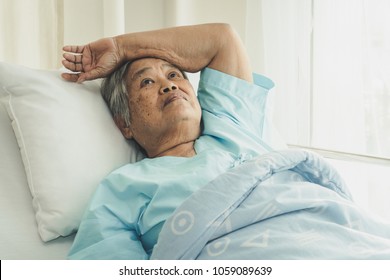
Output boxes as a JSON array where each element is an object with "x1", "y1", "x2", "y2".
[
  {"x1": 62, "y1": 45, "x2": 92, "y2": 82},
  {"x1": 62, "y1": 59, "x2": 83, "y2": 72},
  {"x1": 62, "y1": 45, "x2": 84, "y2": 54},
  {"x1": 61, "y1": 72, "x2": 88, "y2": 83},
  {"x1": 62, "y1": 46, "x2": 85, "y2": 72},
  {"x1": 61, "y1": 72, "x2": 80, "y2": 82},
  {"x1": 62, "y1": 53, "x2": 83, "y2": 71},
  {"x1": 63, "y1": 52, "x2": 82, "y2": 63}
]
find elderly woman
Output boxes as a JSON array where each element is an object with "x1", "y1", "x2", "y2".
[
  {"x1": 62, "y1": 23, "x2": 276, "y2": 259},
  {"x1": 63, "y1": 23, "x2": 261, "y2": 157},
  {"x1": 63, "y1": 23, "x2": 390, "y2": 260}
]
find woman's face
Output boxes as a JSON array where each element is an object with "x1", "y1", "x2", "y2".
[{"x1": 123, "y1": 58, "x2": 202, "y2": 155}]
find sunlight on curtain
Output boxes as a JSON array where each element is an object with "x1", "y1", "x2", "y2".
[
  {"x1": 262, "y1": 0, "x2": 390, "y2": 159},
  {"x1": 0, "y1": 0, "x2": 63, "y2": 69},
  {"x1": 261, "y1": 0, "x2": 312, "y2": 146},
  {"x1": 260, "y1": 0, "x2": 390, "y2": 222},
  {"x1": 103, "y1": 0, "x2": 124, "y2": 37},
  {"x1": 312, "y1": 0, "x2": 390, "y2": 158},
  {"x1": 244, "y1": 0, "x2": 265, "y2": 74},
  {"x1": 329, "y1": 158, "x2": 390, "y2": 222}
]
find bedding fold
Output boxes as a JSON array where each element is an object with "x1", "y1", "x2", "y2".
[{"x1": 151, "y1": 149, "x2": 390, "y2": 259}]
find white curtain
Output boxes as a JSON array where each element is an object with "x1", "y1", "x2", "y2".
[
  {"x1": 261, "y1": 0, "x2": 390, "y2": 159},
  {"x1": 312, "y1": 0, "x2": 365, "y2": 153},
  {"x1": 1, "y1": 0, "x2": 389, "y2": 220},
  {"x1": 260, "y1": 0, "x2": 390, "y2": 221},
  {"x1": 103, "y1": 0, "x2": 125, "y2": 37},
  {"x1": 3, "y1": 0, "x2": 389, "y2": 158},
  {"x1": 0, "y1": 0, "x2": 257, "y2": 70},
  {"x1": 3, "y1": 0, "x2": 388, "y2": 159},
  {"x1": 0, "y1": 0, "x2": 126, "y2": 69},
  {"x1": 0, "y1": 0, "x2": 64, "y2": 69},
  {"x1": 260, "y1": 0, "x2": 313, "y2": 147}
]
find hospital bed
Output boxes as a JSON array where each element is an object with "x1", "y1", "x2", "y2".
[{"x1": 1, "y1": 61, "x2": 389, "y2": 260}]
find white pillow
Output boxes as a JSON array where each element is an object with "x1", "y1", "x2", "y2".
[{"x1": 0, "y1": 62, "x2": 142, "y2": 242}]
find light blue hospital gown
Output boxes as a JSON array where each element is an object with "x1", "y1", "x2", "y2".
[{"x1": 68, "y1": 68, "x2": 276, "y2": 259}]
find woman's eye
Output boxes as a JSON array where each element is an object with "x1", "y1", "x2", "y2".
[
  {"x1": 168, "y1": 71, "x2": 180, "y2": 79},
  {"x1": 141, "y1": 78, "x2": 154, "y2": 87}
]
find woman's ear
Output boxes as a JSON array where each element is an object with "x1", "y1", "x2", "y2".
[{"x1": 114, "y1": 116, "x2": 133, "y2": 140}]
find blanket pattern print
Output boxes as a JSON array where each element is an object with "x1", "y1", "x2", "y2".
[{"x1": 151, "y1": 149, "x2": 390, "y2": 259}]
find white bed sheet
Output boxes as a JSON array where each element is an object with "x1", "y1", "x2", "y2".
[{"x1": 0, "y1": 101, "x2": 74, "y2": 260}]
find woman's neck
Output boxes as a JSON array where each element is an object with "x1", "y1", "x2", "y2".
[{"x1": 150, "y1": 140, "x2": 196, "y2": 158}]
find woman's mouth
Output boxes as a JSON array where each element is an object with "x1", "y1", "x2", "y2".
[{"x1": 164, "y1": 93, "x2": 187, "y2": 107}]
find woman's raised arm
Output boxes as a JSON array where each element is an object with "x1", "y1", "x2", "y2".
[{"x1": 62, "y1": 23, "x2": 252, "y2": 83}]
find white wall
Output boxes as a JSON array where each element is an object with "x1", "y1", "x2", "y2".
[
  {"x1": 63, "y1": 0, "x2": 104, "y2": 45},
  {"x1": 167, "y1": 0, "x2": 247, "y2": 35},
  {"x1": 63, "y1": 0, "x2": 264, "y2": 74},
  {"x1": 124, "y1": 0, "x2": 166, "y2": 32},
  {"x1": 64, "y1": 1, "x2": 252, "y2": 49}
]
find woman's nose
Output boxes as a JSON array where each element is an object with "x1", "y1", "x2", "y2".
[{"x1": 160, "y1": 82, "x2": 178, "y2": 94}]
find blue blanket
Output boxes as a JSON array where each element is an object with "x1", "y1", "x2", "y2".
[{"x1": 151, "y1": 149, "x2": 390, "y2": 259}]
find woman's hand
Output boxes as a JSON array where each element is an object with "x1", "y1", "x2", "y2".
[
  {"x1": 61, "y1": 37, "x2": 124, "y2": 83},
  {"x1": 62, "y1": 24, "x2": 252, "y2": 83}
]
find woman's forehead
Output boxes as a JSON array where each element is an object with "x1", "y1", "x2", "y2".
[{"x1": 128, "y1": 58, "x2": 178, "y2": 79}]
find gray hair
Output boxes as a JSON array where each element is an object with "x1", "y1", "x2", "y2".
[{"x1": 100, "y1": 61, "x2": 132, "y2": 127}]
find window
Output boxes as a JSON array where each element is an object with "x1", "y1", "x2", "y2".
[{"x1": 261, "y1": 0, "x2": 390, "y2": 159}]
